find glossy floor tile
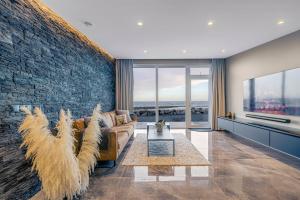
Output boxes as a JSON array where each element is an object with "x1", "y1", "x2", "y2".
[{"x1": 81, "y1": 130, "x2": 300, "y2": 200}]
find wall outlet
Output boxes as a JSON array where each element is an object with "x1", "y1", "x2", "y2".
[{"x1": 12, "y1": 105, "x2": 33, "y2": 112}]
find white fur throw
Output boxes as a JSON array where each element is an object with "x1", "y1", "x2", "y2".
[{"x1": 19, "y1": 105, "x2": 102, "y2": 200}]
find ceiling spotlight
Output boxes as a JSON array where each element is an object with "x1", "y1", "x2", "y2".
[
  {"x1": 137, "y1": 21, "x2": 144, "y2": 26},
  {"x1": 221, "y1": 49, "x2": 226, "y2": 53},
  {"x1": 277, "y1": 19, "x2": 285, "y2": 25},
  {"x1": 208, "y1": 21, "x2": 214, "y2": 26},
  {"x1": 182, "y1": 49, "x2": 187, "y2": 54},
  {"x1": 143, "y1": 50, "x2": 148, "y2": 53},
  {"x1": 83, "y1": 21, "x2": 93, "y2": 27}
]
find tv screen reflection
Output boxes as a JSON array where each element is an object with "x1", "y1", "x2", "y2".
[{"x1": 243, "y1": 67, "x2": 300, "y2": 116}]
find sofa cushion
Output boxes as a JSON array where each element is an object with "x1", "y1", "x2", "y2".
[
  {"x1": 84, "y1": 116, "x2": 108, "y2": 129},
  {"x1": 130, "y1": 113, "x2": 138, "y2": 122},
  {"x1": 72, "y1": 119, "x2": 85, "y2": 156},
  {"x1": 116, "y1": 110, "x2": 132, "y2": 123},
  {"x1": 111, "y1": 124, "x2": 134, "y2": 136},
  {"x1": 125, "y1": 121, "x2": 137, "y2": 128},
  {"x1": 83, "y1": 117, "x2": 90, "y2": 128},
  {"x1": 73, "y1": 129, "x2": 84, "y2": 156},
  {"x1": 99, "y1": 119, "x2": 108, "y2": 128},
  {"x1": 116, "y1": 114, "x2": 127, "y2": 126},
  {"x1": 73, "y1": 118, "x2": 85, "y2": 131},
  {"x1": 108, "y1": 111, "x2": 117, "y2": 126},
  {"x1": 100, "y1": 112, "x2": 114, "y2": 128}
]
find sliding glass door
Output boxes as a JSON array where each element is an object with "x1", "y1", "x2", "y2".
[
  {"x1": 158, "y1": 68, "x2": 186, "y2": 126},
  {"x1": 186, "y1": 67, "x2": 210, "y2": 128},
  {"x1": 133, "y1": 65, "x2": 210, "y2": 128}
]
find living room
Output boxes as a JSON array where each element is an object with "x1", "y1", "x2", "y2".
[{"x1": 1, "y1": 0, "x2": 300, "y2": 199}]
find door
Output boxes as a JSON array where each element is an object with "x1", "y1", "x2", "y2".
[{"x1": 186, "y1": 67, "x2": 210, "y2": 128}]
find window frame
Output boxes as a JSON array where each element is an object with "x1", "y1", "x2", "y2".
[{"x1": 133, "y1": 64, "x2": 211, "y2": 128}]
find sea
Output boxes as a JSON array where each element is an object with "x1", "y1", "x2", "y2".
[{"x1": 134, "y1": 101, "x2": 209, "y2": 108}]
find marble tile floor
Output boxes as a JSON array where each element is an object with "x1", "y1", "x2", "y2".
[{"x1": 81, "y1": 129, "x2": 300, "y2": 200}]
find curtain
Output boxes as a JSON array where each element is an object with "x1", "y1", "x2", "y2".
[
  {"x1": 115, "y1": 59, "x2": 134, "y2": 111},
  {"x1": 210, "y1": 59, "x2": 226, "y2": 130}
]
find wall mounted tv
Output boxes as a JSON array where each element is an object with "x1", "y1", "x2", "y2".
[{"x1": 243, "y1": 67, "x2": 300, "y2": 116}]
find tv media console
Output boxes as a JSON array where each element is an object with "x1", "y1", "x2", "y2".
[{"x1": 217, "y1": 116, "x2": 300, "y2": 159}]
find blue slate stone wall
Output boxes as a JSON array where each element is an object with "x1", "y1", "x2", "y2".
[{"x1": 0, "y1": 0, "x2": 115, "y2": 199}]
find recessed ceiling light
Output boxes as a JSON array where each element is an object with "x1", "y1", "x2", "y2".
[
  {"x1": 208, "y1": 21, "x2": 214, "y2": 26},
  {"x1": 221, "y1": 49, "x2": 226, "y2": 53},
  {"x1": 143, "y1": 50, "x2": 148, "y2": 53},
  {"x1": 182, "y1": 49, "x2": 187, "y2": 54},
  {"x1": 277, "y1": 19, "x2": 285, "y2": 25},
  {"x1": 137, "y1": 21, "x2": 143, "y2": 26},
  {"x1": 83, "y1": 21, "x2": 93, "y2": 27}
]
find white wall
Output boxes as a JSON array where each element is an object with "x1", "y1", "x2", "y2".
[{"x1": 226, "y1": 30, "x2": 300, "y2": 130}]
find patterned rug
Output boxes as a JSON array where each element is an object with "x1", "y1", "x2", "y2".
[{"x1": 122, "y1": 133, "x2": 211, "y2": 166}]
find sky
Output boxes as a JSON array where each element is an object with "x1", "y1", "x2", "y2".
[{"x1": 133, "y1": 68, "x2": 209, "y2": 102}]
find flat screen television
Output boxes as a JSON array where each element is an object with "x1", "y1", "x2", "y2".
[{"x1": 243, "y1": 67, "x2": 300, "y2": 116}]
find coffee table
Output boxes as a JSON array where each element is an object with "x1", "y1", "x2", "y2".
[{"x1": 146, "y1": 123, "x2": 175, "y2": 156}]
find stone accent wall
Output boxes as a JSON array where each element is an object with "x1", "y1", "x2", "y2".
[{"x1": 0, "y1": 0, "x2": 115, "y2": 199}]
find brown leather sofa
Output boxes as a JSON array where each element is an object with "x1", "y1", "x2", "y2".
[{"x1": 73, "y1": 110, "x2": 137, "y2": 165}]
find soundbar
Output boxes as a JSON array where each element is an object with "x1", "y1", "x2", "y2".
[{"x1": 245, "y1": 114, "x2": 291, "y2": 123}]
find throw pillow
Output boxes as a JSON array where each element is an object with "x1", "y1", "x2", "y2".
[
  {"x1": 108, "y1": 111, "x2": 117, "y2": 126},
  {"x1": 83, "y1": 117, "x2": 91, "y2": 128},
  {"x1": 116, "y1": 114, "x2": 128, "y2": 126},
  {"x1": 116, "y1": 110, "x2": 132, "y2": 123},
  {"x1": 101, "y1": 113, "x2": 114, "y2": 128},
  {"x1": 84, "y1": 116, "x2": 108, "y2": 129},
  {"x1": 99, "y1": 118, "x2": 108, "y2": 128}
]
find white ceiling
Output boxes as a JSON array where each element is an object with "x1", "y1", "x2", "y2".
[{"x1": 42, "y1": 0, "x2": 300, "y2": 59}]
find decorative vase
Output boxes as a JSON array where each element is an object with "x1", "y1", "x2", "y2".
[
  {"x1": 155, "y1": 120, "x2": 165, "y2": 133},
  {"x1": 156, "y1": 125, "x2": 163, "y2": 133}
]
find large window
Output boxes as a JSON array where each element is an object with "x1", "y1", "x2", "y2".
[
  {"x1": 133, "y1": 65, "x2": 210, "y2": 128},
  {"x1": 158, "y1": 68, "x2": 186, "y2": 122},
  {"x1": 133, "y1": 68, "x2": 156, "y2": 122}
]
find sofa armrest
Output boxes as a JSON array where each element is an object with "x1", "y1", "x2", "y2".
[
  {"x1": 100, "y1": 128, "x2": 117, "y2": 151},
  {"x1": 130, "y1": 113, "x2": 138, "y2": 122},
  {"x1": 99, "y1": 128, "x2": 118, "y2": 161}
]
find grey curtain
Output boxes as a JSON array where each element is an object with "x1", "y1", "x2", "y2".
[
  {"x1": 115, "y1": 59, "x2": 134, "y2": 111},
  {"x1": 210, "y1": 59, "x2": 226, "y2": 130}
]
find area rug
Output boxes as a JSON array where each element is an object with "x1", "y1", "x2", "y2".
[{"x1": 122, "y1": 133, "x2": 211, "y2": 166}]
